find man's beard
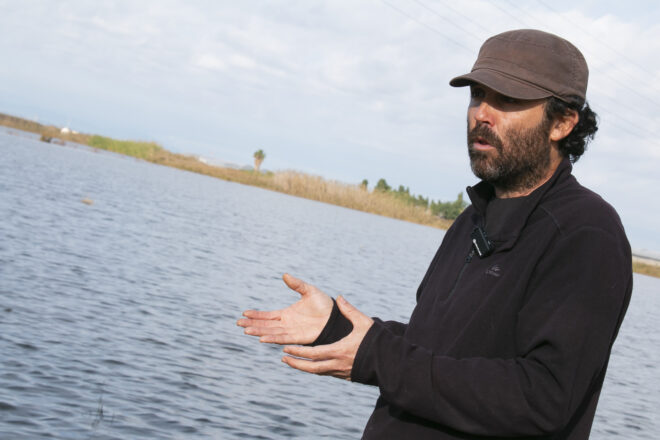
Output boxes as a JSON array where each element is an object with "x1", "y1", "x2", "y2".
[{"x1": 467, "y1": 117, "x2": 553, "y2": 194}]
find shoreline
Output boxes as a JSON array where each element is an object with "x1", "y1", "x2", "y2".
[
  {"x1": 2, "y1": 112, "x2": 657, "y2": 279},
  {"x1": 0, "y1": 112, "x2": 453, "y2": 231}
]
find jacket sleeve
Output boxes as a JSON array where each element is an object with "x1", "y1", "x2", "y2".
[
  {"x1": 311, "y1": 299, "x2": 407, "y2": 346},
  {"x1": 351, "y1": 227, "x2": 632, "y2": 436}
]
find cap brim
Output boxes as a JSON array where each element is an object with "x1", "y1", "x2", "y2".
[{"x1": 449, "y1": 69, "x2": 553, "y2": 100}]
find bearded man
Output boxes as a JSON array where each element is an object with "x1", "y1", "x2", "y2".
[{"x1": 238, "y1": 29, "x2": 632, "y2": 439}]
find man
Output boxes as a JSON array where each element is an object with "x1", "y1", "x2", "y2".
[{"x1": 237, "y1": 29, "x2": 632, "y2": 439}]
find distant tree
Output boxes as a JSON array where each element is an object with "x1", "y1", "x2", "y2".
[
  {"x1": 360, "y1": 179, "x2": 369, "y2": 190},
  {"x1": 415, "y1": 194, "x2": 429, "y2": 208},
  {"x1": 375, "y1": 178, "x2": 391, "y2": 192},
  {"x1": 253, "y1": 149, "x2": 265, "y2": 172},
  {"x1": 430, "y1": 192, "x2": 467, "y2": 220},
  {"x1": 369, "y1": 178, "x2": 466, "y2": 217},
  {"x1": 396, "y1": 185, "x2": 410, "y2": 195}
]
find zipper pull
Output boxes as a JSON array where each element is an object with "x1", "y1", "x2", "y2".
[{"x1": 466, "y1": 249, "x2": 475, "y2": 263}]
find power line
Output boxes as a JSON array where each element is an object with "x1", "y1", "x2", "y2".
[
  {"x1": 535, "y1": 0, "x2": 660, "y2": 84},
  {"x1": 591, "y1": 97, "x2": 657, "y2": 140},
  {"x1": 491, "y1": 0, "x2": 547, "y2": 29},
  {"x1": 380, "y1": 0, "x2": 476, "y2": 53},
  {"x1": 417, "y1": 0, "x2": 497, "y2": 37},
  {"x1": 528, "y1": 0, "x2": 660, "y2": 112},
  {"x1": 595, "y1": 106, "x2": 657, "y2": 144},
  {"x1": 409, "y1": 0, "x2": 485, "y2": 45}
]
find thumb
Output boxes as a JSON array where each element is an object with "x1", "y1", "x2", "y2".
[
  {"x1": 282, "y1": 273, "x2": 309, "y2": 297},
  {"x1": 336, "y1": 295, "x2": 365, "y2": 325}
]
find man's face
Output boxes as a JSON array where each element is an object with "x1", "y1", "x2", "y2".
[{"x1": 467, "y1": 85, "x2": 553, "y2": 194}]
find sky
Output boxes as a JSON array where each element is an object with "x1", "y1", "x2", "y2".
[{"x1": 2, "y1": 0, "x2": 659, "y2": 251}]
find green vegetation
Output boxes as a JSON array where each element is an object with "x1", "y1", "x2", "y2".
[
  {"x1": 374, "y1": 178, "x2": 391, "y2": 192},
  {"x1": 253, "y1": 149, "x2": 265, "y2": 172},
  {"x1": 431, "y1": 193, "x2": 467, "y2": 220},
  {"x1": 372, "y1": 178, "x2": 467, "y2": 220},
  {"x1": 88, "y1": 135, "x2": 162, "y2": 159}
]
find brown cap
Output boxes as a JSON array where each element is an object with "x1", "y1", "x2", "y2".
[{"x1": 450, "y1": 29, "x2": 588, "y2": 104}]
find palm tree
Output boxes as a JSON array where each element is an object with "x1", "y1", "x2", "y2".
[{"x1": 253, "y1": 149, "x2": 265, "y2": 172}]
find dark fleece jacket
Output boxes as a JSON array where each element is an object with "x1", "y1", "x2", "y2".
[{"x1": 314, "y1": 160, "x2": 632, "y2": 439}]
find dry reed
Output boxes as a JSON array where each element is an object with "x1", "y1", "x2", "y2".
[{"x1": 632, "y1": 260, "x2": 660, "y2": 279}]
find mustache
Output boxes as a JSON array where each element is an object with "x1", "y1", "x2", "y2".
[{"x1": 467, "y1": 124, "x2": 503, "y2": 151}]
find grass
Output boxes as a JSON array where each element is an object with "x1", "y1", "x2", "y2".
[
  {"x1": 88, "y1": 135, "x2": 162, "y2": 159},
  {"x1": 1, "y1": 111, "x2": 655, "y2": 278},
  {"x1": 632, "y1": 260, "x2": 660, "y2": 278}
]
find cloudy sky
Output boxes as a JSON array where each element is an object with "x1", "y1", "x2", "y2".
[{"x1": 2, "y1": 0, "x2": 659, "y2": 251}]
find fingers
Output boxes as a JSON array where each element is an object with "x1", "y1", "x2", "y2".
[
  {"x1": 282, "y1": 355, "x2": 343, "y2": 377},
  {"x1": 237, "y1": 313, "x2": 287, "y2": 342},
  {"x1": 241, "y1": 309, "x2": 281, "y2": 320},
  {"x1": 238, "y1": 319, "x2": 302, "y2": 345},
  {"x1": 259, "y1": 334, "x2": 297, "y2": 345},
  {"x1": 248, "y1": 327, "x2": 286, "y2": 338},
  {"x1": 242, "y1": 325, "x2": 285, "y2": 336},
  {"x1": 237, "y1": 318, "x2": 282, "y2": 329},
  {"x1": 241, "y1": 325, "x2": 297, "y2": 345},
  {"x1": 283, "y1": 344, "x2": 337, "y2": 361},
  {"x1": 240, "y1": 321, "x2": 287, "y2": 337},
  {"x1": 282, "y1": 273, "x2": 311, "y2": 297}
]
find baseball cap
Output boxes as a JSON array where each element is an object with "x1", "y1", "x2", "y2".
[{"x1": 450, "y1": 29, "x2": 588, "y2": 104}]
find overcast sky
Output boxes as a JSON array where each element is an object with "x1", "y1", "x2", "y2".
[{"x1": 2, "y1": 0, "x2": 659, "y2": 251}]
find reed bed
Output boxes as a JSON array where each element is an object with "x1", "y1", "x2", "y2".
[
  {"x1": 632, "y1": 260, "x2": 660, "y2": 279},
  {"x1": 271, "y1": 171, "x2": 452, "y2": 228},
  {"x1": 147, "y1": 152, "x2": 452, "y2": 229}
]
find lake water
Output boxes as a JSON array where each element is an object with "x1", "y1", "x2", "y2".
[{"x1": 1, "y1": 128, "x2": 658, "y2": 439}]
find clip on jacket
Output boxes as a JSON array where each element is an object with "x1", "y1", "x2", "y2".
[{"x1": 471, "y1": 226, "x2": 495, "y2": 258}]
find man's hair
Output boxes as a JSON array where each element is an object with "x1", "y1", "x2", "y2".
[{"x1": 544, "y1": 97, "x2": 598, "y2": 163}]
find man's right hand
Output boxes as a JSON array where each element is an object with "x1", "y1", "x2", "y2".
[{"x1": 236, "y1": 273, "x2": 334, "y2": 345}]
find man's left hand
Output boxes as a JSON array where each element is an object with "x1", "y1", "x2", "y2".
[{"x1": 281, "y1": 295, "x2": 374, "y2": 381}]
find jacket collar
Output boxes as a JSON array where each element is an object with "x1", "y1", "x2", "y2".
[{"x1": 466, "y1": 158, "x2": 573, "y2": 252}]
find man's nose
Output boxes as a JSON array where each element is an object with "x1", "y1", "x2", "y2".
[{"x1": 473, "y1": 100, "x2": 495, "y2": 127}]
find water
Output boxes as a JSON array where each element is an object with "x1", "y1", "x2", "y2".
[{"x1": 0, "y1": 129, "x2": 658, "y2": 439}]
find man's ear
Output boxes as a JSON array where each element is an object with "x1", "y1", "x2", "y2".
[{"x1": 550, "y1": 109, "x2": 579, "y2": 142}]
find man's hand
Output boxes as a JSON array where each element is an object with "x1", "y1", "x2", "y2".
[
  {"x1": 237, "y1": 273, "x2": 334, "y2": 345},
  {"x1": 281, "y1": 295, "x2": 374, "y2": 381}
]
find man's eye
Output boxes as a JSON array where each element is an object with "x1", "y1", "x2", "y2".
[
  {"x1": 470, "y1": 88, "x2": 484, "y2": 99},
  {"x1": 501, "y1": 96, "x2": 519, "y2": 104}
]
